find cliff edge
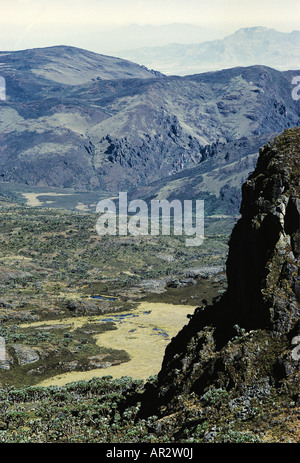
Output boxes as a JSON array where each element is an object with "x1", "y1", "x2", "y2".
[{"x1": 141, "y1": 128, "x2": 300, "y2": 427}]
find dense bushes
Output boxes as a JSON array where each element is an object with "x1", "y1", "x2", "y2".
[{"x1": 0, "y1": 377, "x2": 297, "y2": 443}]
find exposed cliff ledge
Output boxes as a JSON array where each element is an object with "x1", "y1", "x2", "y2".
[
  {"x1": 141, "y1": 127, "x2": 300, "y2": 419},
  {"x1": 226, "y1": 126, "x2": 300, "y2": 333}
]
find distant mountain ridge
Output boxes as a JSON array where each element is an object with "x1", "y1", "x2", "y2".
[
  {"x1": 118, "y1": 27, "x2": 300, "y2": 76},
  {"x1": 0, "y1": 45, "x2": 299, "y2": 214}
]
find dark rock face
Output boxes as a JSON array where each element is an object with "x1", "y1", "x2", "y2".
[
  {"x1": 141, "y1": 128, "x2": 300, "y2": 417},
  {"x1": 226, "y1": 128, "x2": 300, "y2": 334}
]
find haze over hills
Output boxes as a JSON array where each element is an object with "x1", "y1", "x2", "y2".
[
  {"x1": 0, "y1": 23, "x2": 223, "y2": 56},
  {"x1": 0, "y1": 44, "x2": 299, "y2": 214},
  {"x1": 108, "y1": 23, "x2": 220, "y2": 48},
  {"x1": 118, "y1": 27, "x2": 300, "y2": 76}
]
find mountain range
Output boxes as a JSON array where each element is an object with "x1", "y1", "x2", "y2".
[
  {"x1": 0, "y1": 43, "x2": 299, "y2": 214},
  {"x1": 118, "y1": 27, "x2": 300, "y2": 76}
]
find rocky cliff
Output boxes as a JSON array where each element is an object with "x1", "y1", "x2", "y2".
[{"x1": 141, "y1": 128, "x2": 300, "y2": 421}]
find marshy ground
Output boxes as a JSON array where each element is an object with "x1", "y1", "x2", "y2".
[{"x1": 0, "y1": 190, "x2": 232, "y2": 388}]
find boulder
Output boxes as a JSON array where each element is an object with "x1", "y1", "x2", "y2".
[{"x1": 10, "y1": 344, "x2": 40, "y2": 365}]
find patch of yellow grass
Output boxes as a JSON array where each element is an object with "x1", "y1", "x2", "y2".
[
  {"x1": 22, "y1": 192, "x2": 72, "y2": 207},
  {"x1": 75, "y1": 202, "x2": 91, "y2": 211},
  {"x1": 34, "y1": 301, "x2": 196, "y2": 386},
  {"x1": 0, "y1": 255, "x2": 32, "y2": 262}
]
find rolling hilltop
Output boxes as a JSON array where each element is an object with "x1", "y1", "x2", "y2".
[
  {"x1": 0, "y1": 45, "x2": 299, "y2": 214},
  {"x1": 0, "y1": 45, "x2": 162, "y2": 85}
]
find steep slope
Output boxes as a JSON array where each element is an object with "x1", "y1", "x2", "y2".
[
  {"x1": 141, "y1": 128, "x2": 300, "y2": 419},
  {"x1": 128, "y1": 134, "x2": 271, "y2": 215},
  {"x1": 119, "y1": 27, "x2": 300, "y2": 76},
  {"x1": 0, "y1": 55, "x2": 299, "y2": 196}
]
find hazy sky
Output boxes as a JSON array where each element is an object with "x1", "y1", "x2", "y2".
[{"x1": 0, "y1": 0, "x2": 299, "y2": 52}]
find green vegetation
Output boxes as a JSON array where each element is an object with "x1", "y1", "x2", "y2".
[
  {"x1": 1, "y1": 194, "x2": 297, "y2": 443},
  {"x1": 0, "y1": 197, "x2": 231, "y2": 388},
  {"x1": 0, "y1": 377, "x2": 297, "y2": 443}
]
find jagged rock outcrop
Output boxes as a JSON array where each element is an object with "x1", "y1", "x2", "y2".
[
  {"x1": 141, "y1": 127, "x2": 300, "y2": 417},
  {"x1": 226, "y1": 127, "x2": 300, "y2": 333}
]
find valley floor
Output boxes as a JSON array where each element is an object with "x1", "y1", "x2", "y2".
[
  {"x1": 0, "y1": 195, "x2": 231, "y2": 388},
  {"x1": 0, "y1": 196, "x2": 297, "y2": 444}
]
